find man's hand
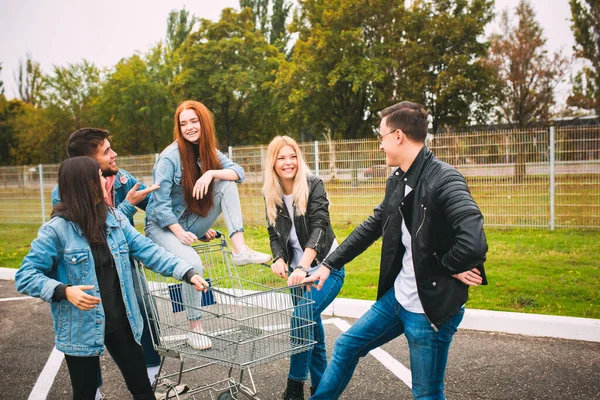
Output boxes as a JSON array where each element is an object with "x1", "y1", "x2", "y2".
[
  {"x1": 190, "y1": 275, "x2": 209, "y2": 292},
  {"x1": 66, "y1": 285, "x2": 101, "y2": 311},
  {"x1": 125, "y1": 182, "x2": 160, "y2": 206},
  {"x1": 302, "y1": 265, "x2": 331, "y2": 291},
  {"x1": 270, "y1": 258, "x2": 287, "y2": 279},
  {"x1": 193, "y1": 172, "x2": 214, "y2": 200},
  {"x1": 452, "y1": 268, "x2": 482, "y2": 286},
  {"x1": 199, "y1": 229, "x2": 218, "y2": 242},
  {"x1": 177, "y1": 231, "x2": 198, "y2": 245}
]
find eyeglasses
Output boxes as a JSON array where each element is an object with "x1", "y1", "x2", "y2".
[{"x1": 376, "y1": 129, "x2": 398, "y2": 143}]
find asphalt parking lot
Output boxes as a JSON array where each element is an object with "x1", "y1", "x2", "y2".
[{"x1": 1, "y1": 279, "x2": 599, "y2": 400}]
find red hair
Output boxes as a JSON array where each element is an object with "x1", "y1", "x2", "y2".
[{"x1": 174, "y1": 100, "x2": 221, "y2": 217}]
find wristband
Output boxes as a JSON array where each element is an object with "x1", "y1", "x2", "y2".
[{"x1": 294, "y1": 265, "x2": 309, "y2": 275}]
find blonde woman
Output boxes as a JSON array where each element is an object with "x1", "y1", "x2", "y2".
[{"x1": 263, "y1": 136, "x2": 345, "y2": 400}]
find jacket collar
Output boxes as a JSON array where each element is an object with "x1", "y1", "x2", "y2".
[
  {"x1": 64, "y1": 209, "x2": 119, "y2": 237},
  {"x1": 396, "y1": 146, "x2": 432, "y2": 188}
]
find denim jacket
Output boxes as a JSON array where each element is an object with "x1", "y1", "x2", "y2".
[
  {"x1": 15, "y1": 209, "x2": 192, "y2": 357},
  {"x1": 52, "y1": 169, "x2": 148, "y2": 226},
  {"x1": 146, "y1": 141, "x2": 245, "y2": 228}
]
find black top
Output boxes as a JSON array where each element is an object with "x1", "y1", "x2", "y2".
[{"x1": 91, "y1": 240, "x2": 128, "y2": 333}]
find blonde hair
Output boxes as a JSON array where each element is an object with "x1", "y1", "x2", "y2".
[{"x1": 262, "y1": 136, "x2": 311, "y2": 226}]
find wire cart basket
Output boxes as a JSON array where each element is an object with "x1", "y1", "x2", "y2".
[{"x1": 136, "y1": 236, "x2": 316, "y2": 399}]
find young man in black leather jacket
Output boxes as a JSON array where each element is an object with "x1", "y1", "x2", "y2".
[{"x1": 305, "y1": 101, "x2": 488, "y2": 400}]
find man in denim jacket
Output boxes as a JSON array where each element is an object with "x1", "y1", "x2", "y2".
[{"x1": 51, "y1": 128, "x2": 188, "y2": 399}]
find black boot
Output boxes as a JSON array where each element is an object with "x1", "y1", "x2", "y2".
[{"x1": 282, "y1": 378, "x2": 304, "y2": 400}]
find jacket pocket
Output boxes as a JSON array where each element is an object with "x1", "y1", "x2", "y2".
[
  {"x1": 51, "y1": 302, "x2": 70, "y2": 343},
  {"x1": 64, "y1": 251, "x2": 89, "y2": 284}
]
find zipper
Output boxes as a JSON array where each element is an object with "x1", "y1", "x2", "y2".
[
  {"x1": 399, "y1": 203, "x2": 438, "y2": 332},
  {"x1": 416, "y1": 206, "x2": 427, "y2": 237},
  {"x1": 382, "y1": 216, "x2": 390, "y2": 234}
]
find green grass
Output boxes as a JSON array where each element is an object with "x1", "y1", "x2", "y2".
[{"x1": 2, "y1": 223, "x2": 599, "y2": 319}]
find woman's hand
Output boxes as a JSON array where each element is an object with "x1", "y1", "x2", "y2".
[
  {"x1": 288, "y1": 268, "x2": 308, "y2": 286},
  {"x1": 199, "y1": 229, "x2": 218, "y2": 242},
  {"x1": 66, "y1": 285, "x2": 101, "y2": 311},
  {"x1": 270, "y1": 258, "x2": 287, "y2": 279},
  {"x1": 452, "y1": 268, "x2": 482, "y2": 286},
  {"x1": 190, "y1": 274, "x2": 210, "y2": 292},
  {"x1": 193, "y1": 171, "x2": 214, "y2": 200},
  {"x1": 177, "y1": 231, "x2": 198, "y2": 245}
]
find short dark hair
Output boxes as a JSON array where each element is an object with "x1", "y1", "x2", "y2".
[
  {"x1": 379, "y1": 101, "x2": 428, "y2": 143},
  {"x1": 67, "y1": 128, "x2": 110, "y2": 158}
]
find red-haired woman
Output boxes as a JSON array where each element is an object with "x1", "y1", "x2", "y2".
[{"x1": 145, "y1": 100, "x2": 271, "y2": 349}]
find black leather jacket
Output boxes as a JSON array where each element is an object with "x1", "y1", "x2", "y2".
[
  {"x1": 267, "y1": 175, "x2": 336, "y2": 268},
  {"x1": 324, "y1": 147, "x2": 488, "y2": 328}
]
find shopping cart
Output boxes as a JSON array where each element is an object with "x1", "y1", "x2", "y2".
[{"x1": 136, "y1": 234, "x2": 316, "y2": 399}]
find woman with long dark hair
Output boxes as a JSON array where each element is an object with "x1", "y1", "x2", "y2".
[
  {"x1": 16, "y1": 157, "x2": 208, "y2": 400},
  {"x1": 145, "y1": 100, "x2": 271, "y2": 349}
]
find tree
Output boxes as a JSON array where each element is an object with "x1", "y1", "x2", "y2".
[
  {"x1": 487, "y1": 0, "x2": 568, "y2": 128},
  {"x1": 0, "y1": 97, "x2": 25, "y2": 165},
  {"x1": 568, "y1": 0, "x2": 600, "y2": 114},
  {"x1": 166, "y1": 7, "x2": 196, "y2": 54},
  {"x1": 240, "y1": 0, "x2": 270, "y2": 32},
  {"x1": 270, "y1": 0, "x2": 292, "y2": 51},
  {"x1": 14, "y1": 54, "x2": 44, "y2": 106},
  {"x1": 95, "y1": 51, "x2": 173, "y2": 155},
  {"x1": 0, "y1": 63, "x2": 4, "y2": 96},
  {"x1": 44, "y1": 60, "x2": 101, "y2": 128},
  {"x1": 175, "y1": 8, "x2": 285, "y2": 146},
  {"x1": 400, "y1": 0, "x2": 500, "y2": 133}
]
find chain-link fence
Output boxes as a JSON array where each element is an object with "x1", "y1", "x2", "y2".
[{"x1": 1, "y1": 126, "x2": 598, "y2": 229}]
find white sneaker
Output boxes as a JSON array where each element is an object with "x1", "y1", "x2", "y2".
[
  {"x1": 187, "y1": 325, "x2": 213, "y2": 350},
  {"x1": 232, "y1": 245, "x2": 272, "y2": 266},
  {"x1": 155, "y1": 378, "x2": 189, "y2": 400}
]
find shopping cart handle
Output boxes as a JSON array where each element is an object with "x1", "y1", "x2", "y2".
[{"x1": 199, "y1": 230, "x2": 223, "y2": 240}]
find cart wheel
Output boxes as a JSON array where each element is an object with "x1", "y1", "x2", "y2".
[{"x1": 217, "y1": 391, "x2": 235, "y2": 400}]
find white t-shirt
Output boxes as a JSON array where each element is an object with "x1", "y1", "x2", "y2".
[
  {"x1": 394, "y1": 185, "x2": 425, "y2": 313},
  {"x1": 283, "y1": 194, "x2": 338, "y2": 275}
]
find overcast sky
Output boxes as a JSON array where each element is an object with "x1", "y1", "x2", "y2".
[{"x1": 0, "y1": 0, "x2": 575, "y2": 100}]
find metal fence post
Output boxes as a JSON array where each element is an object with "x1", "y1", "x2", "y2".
[
  {"x1": 314, "y1": 141, "x2": 319, "y2": 176},
  {"x1": 39, "y1": 163, "x2": 46, "y2": 223},
  {"x1": 228, "y1": 146, "x2": 233, "y2": 160},
  {"x1": 549, "y1": 126, "x2": 555, "y2": 231}
]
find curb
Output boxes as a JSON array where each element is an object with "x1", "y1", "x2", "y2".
[{"x1": 2, "y1": 267, "x2": 598, "y2": 343}]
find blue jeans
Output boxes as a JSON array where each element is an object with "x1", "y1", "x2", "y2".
[
  {"x1": 311, "y1": 288, "x2": 464, "y2": 400},
  {"x1": 145, "y1": 180, "x2": 244, "y2": 320},
  {"x1": 289, "y1": 267, "x2": 345, "y2": 388}
]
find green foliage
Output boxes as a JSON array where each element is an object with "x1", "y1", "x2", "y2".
[
  {"x1": 166, "y1": 7, "x2": 197, "y2": 54},
  {"x1": 0, "y1": 63, "x2": 4, "y2": 96},
  {"x1": 401, "y1": 0, "x2": 500, "y2": 133},
  {"x1": 488, "y1": 0, "x2": 568, "y2": 128},
  {"x1": 568, "y1": 0, "x2": 600, "y2": 114},
  {"x1": 280, "y1": 0, "x2": 402, "y2": 140},
  {"x1": 10, "y1": 61, "x2": 101, "y2": 164},
  {"x1": 95, "y1": 50, "x2": 174, "y2": 155},
  {"x1": 175, "y1": 8, "x2": 285, "y2": 146},
  {"x1": 15, "y1": 54, "x2": 44, "y2": 107},
  {"x1": 0, "y1": 97, "x2": 25, "y2": 165}
]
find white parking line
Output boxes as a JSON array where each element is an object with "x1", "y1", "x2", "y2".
[
  {"x1": 0, "y1": 296, "x2": 36, "y2": 302},
  {"x1": 323, "y1": 318, "x2": 412, "y2": 388},
  {"x1": 28, "y1": 347, "x2": 64, "y2": 400}
]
